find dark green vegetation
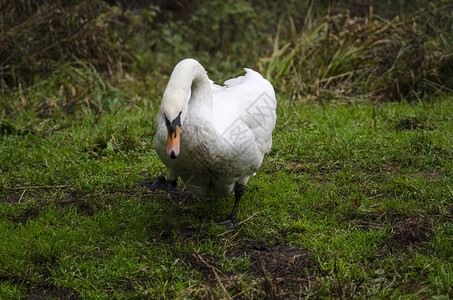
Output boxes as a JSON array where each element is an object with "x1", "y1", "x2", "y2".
[{"x1": 1, "y1": 0, "x2": 452, "y2": 298}]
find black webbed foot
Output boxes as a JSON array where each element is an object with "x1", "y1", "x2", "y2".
[
  {"x1": 214, "y1": 219, "x2": 236, "y2": 230},
  {"x1": 141, "y1": 176, "x2": 179, "y2": 194}
]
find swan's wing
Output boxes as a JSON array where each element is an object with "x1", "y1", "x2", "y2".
[
  {"x1": 210, "y1": 79, "x2": 224, "y2": 93},
  {"x1": 212, "y1": 69, "x2": 277, "y2": 155}
]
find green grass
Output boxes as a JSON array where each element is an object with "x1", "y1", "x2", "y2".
[
  {"x1": 1, "y1": 1, "x2": 452, "y2": 298},
  {"x1": 1, "y1": 94, "x2": 452, "y2": 298}
]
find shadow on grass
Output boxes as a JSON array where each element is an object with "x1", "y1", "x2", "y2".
[{"x1": 0, "y1": 181, "x2": 447, "y2": 298}]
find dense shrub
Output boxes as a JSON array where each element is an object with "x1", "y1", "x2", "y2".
[
  {"x1": 0, "y1": 0, "x2": 451, "y2": 103},
  {"x1": 0, "y1": 1, "x2": 134, "y2": 87}
]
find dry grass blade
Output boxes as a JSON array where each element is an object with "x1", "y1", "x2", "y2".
[
  {"x1": 260, "y1": 3, "x2": 453, "y2": 102},
  {"x1": 193, "y1": 252, "x2": 231, "y2": 298},
  {"x1": 0, "y1": 0, "x2": 130, "y2": 88}
]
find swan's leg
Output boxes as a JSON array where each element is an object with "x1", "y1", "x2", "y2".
[
  {"x1": 170, "y1": 179, "x2": 177, "y2": 189},
  {"x1": 216, "y1": 182, "x2": 244, "y2": 228},
  {"x1": 228, "y1": 182, "x2": 244, "y2": 224},
  {"x1": 141, "y1": 175, "x2": 179, "y2": 194}
]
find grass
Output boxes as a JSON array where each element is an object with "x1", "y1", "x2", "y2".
[
  {"x1": 259, "y1": 3, "x2": 453, "y2": 102},
  {"x1": 1, "y1": 94, "x2": 452, "y2": 298},
  {"x1": 1, "y1": 1, "x2": 453, "y2": 298}
]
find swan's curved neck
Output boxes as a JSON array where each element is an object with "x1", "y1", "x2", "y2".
[{"x1": 163, "y1": 59, "x2": 212, "y2": 121}]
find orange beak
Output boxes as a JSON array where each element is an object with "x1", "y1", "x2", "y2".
[{"x1": 167, "y1": 125, "x2": 180, "y2": 159}]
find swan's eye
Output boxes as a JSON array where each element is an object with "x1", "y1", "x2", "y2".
[
  {"x1": 165, "y1": 117, "x2": 171, "y2": 128},
  {"x1": 165, "y1": 112, "x2": 182, "y2": 135},
  {"x1": 173, "y1": 112, "x2": 182, "y2": 127}
]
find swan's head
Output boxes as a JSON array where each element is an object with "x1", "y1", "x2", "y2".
[
  {"x1": 161, "y1": 89, "x2": 187, "y2": 159},
  {"x1": 164, "y1": 111, "x2": 181, "y2": 159}
]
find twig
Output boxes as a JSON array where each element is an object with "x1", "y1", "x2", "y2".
[
  {"x1": 0, "y1": 269, "x2": 15, "y2": 278},
  {"x1": 18, "y1": 189, "x2": 26, "y2": 203},
  {"x1": 354, "y1": 276, "x2": 365, "y2": 296},
  {"x1": 229, "y1": 282, "x2": 259, "y2": 299},
  {"x1": 333, "y1": 255, "x2": 343, "y2": 299},
  {"x1": 193, "y1": 253, "x2": 230, "y2": 298},
  {"x1": 220, "y1": 230, "x2": 240, "y2": 248},
  {"x1": 259, "y1": 255, "x2": 278, "y2": 299},
  {"x1": 213, "y1": 267, "x2": 229, "y2": 299},
  {"x1": 237, "y1": 212, "x2": 258, "y2": 227},
  {"x1": 217, "y1": 213, "x2": 258, "y2": 237},
  {"x1": 11, "y1": 185, "x2": 67, "y2": 190},
  {"x1": 51, "y1": 124, "x2": 71, "y2": 132}
]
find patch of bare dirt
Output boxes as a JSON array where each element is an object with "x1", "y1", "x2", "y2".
[
  {"x1": 419, "y1": 170, "x2": 444, "y2": 179},
  {"x1": 183, "y1": 241, "x2": 320, "y2": 299},
  {"x1": 384, "y1": 217, "x2": 433, "y2": 253},
  {"x1": 4, "y1": 188, "x2": 142, "y2": 225},
  {"x1": 393, "y1": 116, "x2": 437, "y2": 131},
  {"x1": 0, "y1": 191, "x2": 23, "y2": 203},
  {"x1": 24, "y1": 286, "x2": 78, "y2": 300},
  {"x1": 236, "y1": 241, "x2": 318, "y2": 299},
  {"x1": 344, "y1": 211, "x2": 434, "y2": 256},
  {"x1": 8, "y1": 206, "x2": 41, "y2": 224}
]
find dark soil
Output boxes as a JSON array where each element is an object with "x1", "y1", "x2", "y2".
[
  {"x1": 183, "y1": 240, "x2": 319, "y2": 299},
  {"x1": 236, "y1": 241, "x2": 318, "y2": 299},
  {"x1": 8, "y1": 206, "x2": 41, "y2": 225},
  {"x1": 384, "y1": 217, "x2": 433, "y2": 253},
  {"x1": 24, "y1": 286, "x2": 78, "y2": 300}
]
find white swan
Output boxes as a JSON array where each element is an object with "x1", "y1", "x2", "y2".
[{"x1": 143, "y1": 58, "x2": 277, "y2": 226}]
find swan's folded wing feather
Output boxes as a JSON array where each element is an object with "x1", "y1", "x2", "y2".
[
  {"x1": 212, "y1": 69, "x2": 277, "y2": 155},
  {"x1": 210, "y1": 79, "x2": 224, "y2": 92}
]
